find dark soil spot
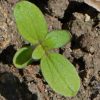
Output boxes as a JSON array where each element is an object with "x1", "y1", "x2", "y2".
[
  {"x1": 0, "y1": 72, "x2": 38, "y2": 100},
  {"x1": 0, "y1": 45, "x2": 16, "y2": 64}
]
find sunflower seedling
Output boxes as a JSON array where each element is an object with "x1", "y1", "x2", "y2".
[{"x1": 13, "y1": 1, "x2": 80, "y2": 96}]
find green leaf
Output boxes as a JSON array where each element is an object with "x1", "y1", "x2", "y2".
[
  {"x1": 42, "y1": 30, "x2": 71, "y2": 50},
  {"x1": 41, "y1": 53, "x2": 80, "y2": 96},
  {"x1": 13, "y1": 46, "x2": 33, "y2": 69},
  {"x1": 32, "y1": 45, "x2": 45, "y2": 60},
  {"x1": 14, "y1": 1, "x2": 48, "y2": 45}
]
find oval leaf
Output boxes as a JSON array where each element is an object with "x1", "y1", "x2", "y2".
[
  {"x1": 32, "y1": 45, "x2": 45, "y2": 60},
  {"x1": 14, "y1": 1, "x2": 48, "y2": 45},
  {"x1": 42, "y1": 30, "x2": 71, "y2": 49},
  {"x1": 41, "y1": 53, "x2": 80, "y2": 96},
  {"x1": 13, "y1": 46, "x2": 33, "y2": 68}
]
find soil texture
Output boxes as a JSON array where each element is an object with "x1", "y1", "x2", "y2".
[{"x1": 0, "y1": 0, "x2": 100, "y2": 100}]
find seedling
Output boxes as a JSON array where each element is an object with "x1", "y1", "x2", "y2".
[{"x1": 13, "y1": 1, "x2": 80, "y2": 96}]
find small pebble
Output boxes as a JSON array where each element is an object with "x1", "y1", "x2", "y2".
[{"x1": 85, "y1": 14, "x2": 90, "y2": 22}]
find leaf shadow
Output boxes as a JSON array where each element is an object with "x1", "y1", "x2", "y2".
[{"x1": 0, "y1": 45, "x2": 16, "y2": 64}]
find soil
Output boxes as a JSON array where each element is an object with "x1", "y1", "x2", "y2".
[{"x1": 0, "y1": 0, "x2": 100, "y2": 100}]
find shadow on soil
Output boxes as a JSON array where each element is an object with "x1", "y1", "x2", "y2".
[
  {"x1": 0, "y1": 72, "x2": 38, "y2": 100},
  {"x1": 73, "y1": 57, "x2": 86, "y2": 81},
  {"x1": 29, "y1": 0, "x2": 50, "y2": 14},
  {"x1": 0, "y1": 45, "x2": 16, "y2": 64},
  {"x1": 59, "y1": 1, "x2": 98, "y2": 29}
]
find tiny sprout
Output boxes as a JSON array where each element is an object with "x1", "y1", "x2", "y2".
[{"x1": 13, "y1": 1, "x2": 80, "y2": 96}]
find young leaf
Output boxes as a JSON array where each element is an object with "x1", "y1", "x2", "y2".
[
  {"x1": 41, "y1": 53, "x2": 80, "y2": 96},
  {"x1": 32, "y1": 45, "x2": 45, "y2": 60},
  {"x1": 13, "y1": 46, "x2": 33, "y2": 69},
  {"x1": 14, "y1": 1, "x2": 48, "y2": 45},
  {"x1": 42, "y1": 30, "x2": 71, "y2": 50}
]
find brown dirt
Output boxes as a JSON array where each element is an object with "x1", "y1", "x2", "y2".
[{"x1": 0, "y1": 0, "x2": 100, "y2": 100}]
